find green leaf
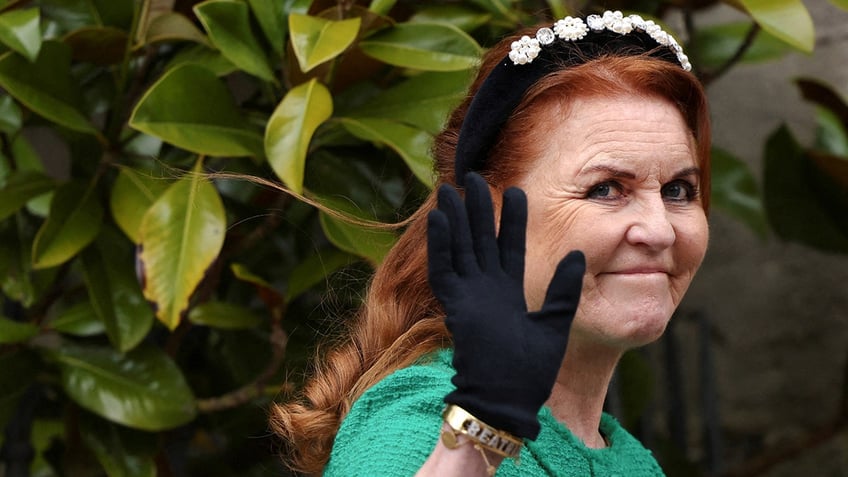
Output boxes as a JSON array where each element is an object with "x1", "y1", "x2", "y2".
[
  {"x1": 32, "y1": 181, "x2": 103, "y2": 269},
  {"x1": 0, "y1": 7, "x2": 41, "y2": 62},
  {"x1": 763, "y1": 125, "x2": 848, "y2": 252},
  {"x1": 795, "y1": 78, "x2": 848, "y2": 136},
  {"x1": 230, "y1": 263, "x2": 284, "y2": 308},
  {"x1": 289, "y1": 13, "x2": 360, "y2": 73},
  {"x1": 139, "y1": 161, "x2": 226, "y2": 330},
  {"x1": 164, "y1": 44, "x2": 237, "y2": 76},
  {"x1": 339, "y1": 117, "x2": 435, "y2": 187},
  {"x1": 247, "y1": 0, "x2": 287, "y2": 56},
  {"x1": 469, "y1": 0, "x2": 518, "y2": 22},
  {"x1": 194, "y1": 0, "x2": 275, "y2": 81},
  {"x1": 351, "y1": 70, "x2": 471, "y2": 134},
  {"x1": 545, "y1": 0, "x2": 568, "y2": 20},
  {"x1": 265, "y1": 78, "x2": 332, "y2": 194},
  {"x1": 54, "y1": 344, "x2": 197, "y2": 431},
  {"x1": 829, "y1": 0, "x2": 848, "y2": 10},
  {"x1": 0, "y1": 94, "x2": 22, "y2": 135},
  {"x1": 63, "y1": 26, "x2": 128, "y2": 65},
  {"x1": 110, "y1": 166, "x2": 173, "y2": 243},
  {"x1": 0, "y1": 171, "x2": 55, "y2": 221},
  {"x1": 0, "y1": 315, "x2": 38, "y2": 343},
  {"x1": 48, "y1": 301, "x2": 106, "y2": 336},
  {"x1": 141, "y1": 12, "x2": 210, "y2": 47},
  {"x1": 80, "y1": 413, "x2": 157, "y2": 477},
  {"x1": 359, "y1": 22, "x2": 482, "y2": 71},
  {"x1": 319, "y1": 212, "x2": 396, "y2": 265},
  {"x1": 739, "y1": 0, "x2": 814, "y2": 53},
  {"x1": 369, "y1": 0, "x2": 396, "y2": 15},
  {"x1": 81, "y1": 231, "x2": 154, "y2": 352},
  {"x1": 710, "y1": 148, "x2": 768, "y2": 238},
  {"x1": 286, "y1": 247, "x2": 353, "y2": 300},
  {"x1": 691, "y1": 22, "x2": 792, "y2": 70},
  {"x1": 409, "y1": 5, "x2": 492, "y2": 32},
  {"x1": 188, "y1": 301, "x2": 262, "y2": 329},
  {"x1": 0, "y1": 350, "x2": 39, "y2": 432},
  {"x1": 129, "y1": 64, "x2": 264, "y2": 158},
  {"x1": 0, "y1": 217, "x2": 58, "y2": 307},
  {"x1": 0, "y1": 40, "x2": 97, "y2": 135},
  {"x1": 814, "y1": 106, "x2": 848, "y2": 157}
]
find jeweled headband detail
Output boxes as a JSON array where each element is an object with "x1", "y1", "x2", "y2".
[{"x1": 508, "y1": 10, "x2": 691, "y2": 71}]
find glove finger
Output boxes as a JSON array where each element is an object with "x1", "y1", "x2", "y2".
[
  {"x1": 463, "y1": 172, "x2": 500, "y2": 272},
  {"x1": 537, "y1": 250, "x2": 586, "y2": 326},
  {"x1": 498, "y1": 187, "x2": 527, "y2": 284},
  {"x1": 427, "y1": 209, "x2": 460, "y2": 301},
  {"x1": 437, "y1": 183, "x2": 478, "y2": 275}
]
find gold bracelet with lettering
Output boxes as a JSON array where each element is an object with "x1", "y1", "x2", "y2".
[{"x1": 441, "y1": 404, "x2": 523, "y2": 459}]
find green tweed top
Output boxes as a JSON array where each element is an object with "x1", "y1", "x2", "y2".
[{"x1": 324, "y1": 348, "x2": 665, "y2": 476}]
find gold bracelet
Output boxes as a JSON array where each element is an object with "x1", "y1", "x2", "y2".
[{"x1": 441, "y1": 404, "x2": 523, "y2": 458}]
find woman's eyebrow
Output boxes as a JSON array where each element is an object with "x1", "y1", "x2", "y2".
[
  {"x1": 673, "y1": 167, "x2": 702, "y2": 179},
  {"x1": 578, "y1": 164, "x2": 636, "y2": 178}
]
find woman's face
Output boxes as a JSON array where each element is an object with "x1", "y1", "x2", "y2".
[{"x1": 516, "y1": 93, "x2": 708, "y2": 350}]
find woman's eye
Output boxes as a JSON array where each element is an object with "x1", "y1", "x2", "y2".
[
  {"x1": 662, "y1": 180, "x2": 697, "y2": 201},
  {"x1": 587, "y1": 182, "x2": 622, "y2": 200}
]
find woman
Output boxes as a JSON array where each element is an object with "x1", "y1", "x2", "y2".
[{"x1": 273, "y1": 10, "x2": 711, "y2": 476}]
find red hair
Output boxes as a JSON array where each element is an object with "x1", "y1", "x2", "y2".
[{"x1": 270, "y1": 27, "x2": 711, "y2": 475}]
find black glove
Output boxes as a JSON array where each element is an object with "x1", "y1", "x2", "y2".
[{"x1": 427, "y1": 172, "x2": 585, "y2": 440}]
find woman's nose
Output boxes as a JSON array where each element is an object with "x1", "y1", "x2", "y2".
[{"x1": 624, "y1": 197, "x2": 676, "y2": 251}]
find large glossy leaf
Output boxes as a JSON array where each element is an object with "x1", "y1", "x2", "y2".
[
  {"x1": 319, "y1": 212, "x2": 396, "y2": 265},
  {"x1": 739, "y1": 0, "x2": 814, "y2": 53},
  {"x1": 469, "y1": 0, "x2": 518, "y2": 22},
  {"x1": 188, "y1": 301, "x2": 261, "y2": 329},
  {"x1": 0, "y1": 171, "x2": 55, "y2": 221},
  {"x1": 691, "y1": 22, "x2": 791, "y2": 70},
  {"x1": 0, "y1": 7, "x2": 41, "y2": 62},
  {"x1": 139, "y1": 161, "x2": 226, "y2": 330},
  {"x1": 0, "y1": 40, "x2": 96, "y2": 135},
  {"x1": 814, "y1": 107, "x2": 848, "y2": 157},
  {"x1": 0, "y1": 94, "x2": 22, "y2": 135},
  {"x1": 796, "y1": 78, "x2": 848, "y2": 134},
  {"x1": 0, "y1": 217, "x2": 58, "y2": 307},
  {"x1": 63, "y1": 26, "x2": 128, "y2": 65},
  {"x1": 408, "y1": 5, "x2": 492, "y2": 32},
  {"x1": 369, "y1": 0, "x2": 395, "y2": 15},
  {"x1": 289, "y1": 13, "x2": 360, "y2": 73},
  {"x1": 53, "y1": 344, "x2": 197, "y2": 431},
  {"x1": 0, "y1": 315, "x2": 39, "y2": 343},
  {"x1": 763, "y1": 126, "x2": 848, "y2": 252},
  {"x1": 32, "y1": 181, "x2": 103, "y2": 269},
  {"x1": 142, "y1": 12, "x2": 210, "y2": 47},
  {"x1": 129, "y1": 64, "x2": 264, "y2": 158},
  {"x1": 359, "y1": 22, "x2": 481, "y2": 71},
  {"x1": 163, "y1": 44, "x2": 237, "y2": 76},
  {"x1": 265, "y1": 78, "x2": 332, "y2": 194},
  {"x1": 230, "y1": 263, "x2": 284, "y2": 309},
  {"x1": 339, "y1": 117, "x2": 435, "y2": 187},
  {"x1": 48, "y1": 301, "x2": 106, "y2": 336},
  {"x1": 110, "y1": 166, "x2": 173, "y2": 243},
  {"x1": 710, "y1": 148, "x2": 768, "y2": 238},
  {"x1": 351, "y1": 70, "x2": 471, "y2": 134},
  {"x1": 830, "y1": 0, "x2": 848, "y2": 10},
  {"x1": 81, "y1": 231, "x2": 154, "y2": 352},
  {"x1": 80, "y1": 413, "x2": 157, "y2": 477},
  {"x1": 194, "y1": 0, "x2": 275, "y2": 81},
  {"x1": 286, "y1": 247, "x2": 353, "y2": 299},
  {"x1": 247, "y1": 0, "x2": 287, "y2": 56}
]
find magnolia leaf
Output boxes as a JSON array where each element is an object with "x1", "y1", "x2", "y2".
[
  {"x1": 814, "y1": 107, "x2": 848, "y2": 157},
  {"x1": 289, "y1": 13, "x2": 360, "y2": 73},
  {"x1": 54, "y1": 344, "x2": 197, "y2": 431},
  {"x1": 265, "y1": 78, "x2": 333, "y2": 194},
  {"x1": 188, "y1": 301, "x2": 262, "y2": 329},
  {"x1": 0, "y1": 94, "x2": 22, "y2": 135},
  {"x1": 129, "y1": 64, "x2": 263, "y2": 158},
  {"x1": 63, "y1": 26, "x2": 128, "y2": 65},
  {"x1": 0, "y1": 171, "x2": 55, "y2": 221},
  {"x1": 110, "y1": 166, "x2": 173, "y2": 243},
  {"x1": 710, "y1": 148, "x2": 768, "y2": 238},
  {"x1": 142, "y1": 12, "x2": 210, "y2": 47},
  {"x1": 0, "y1": 350, "x2": 38, "y2": 432},
  {"x1": 369, "y1": 0, "x2": 396, "y2": 15},
  {"x1": 230, "y1": 263, "x2": 284, "y2": 308},
  {"x1": 287, "y1": 247, "x2": 353, "y2": 300},
  {"x1": 139, "y1": 161, "x2": 226, "y2": 330},
  {"x1": 469, "y1": 0, "x2": 516, "y2": 20},
  {"x1": 194, "y1": 0, "x2": 275, "y2": 81},
  {"x1": 339, "y1": 117, "x2": 435, "y2": 187},
  {"x1": 81, "y1": 232, "x2": 154, "y2": 352},
  {"x1": 164, "y1": 44, "x2": 237, "y2": 76},
  {"x1": 691, "y1": 22, "x2": 791, "y2": 70},
  {"x1": 409, "y1": 5, "x2": 492, "y2": 32},
  {"x1": 351, "y1": 70, "x2": 471, "y2": 134},
  {"x1": 0, "y1": 7, "x2": 41, "y2": 62},
  {"x1": 0, "y1": 40, "x2": 96, "y2": 135},
  {"x1": 247, "y1": 0, "x2": 287, "y2": 56},
  {"x1": 359, "y1": 22, "x2": 481, "y2": 71},
  {"x1": 0, "y1": 315, "x2": 39, "y2": 344},
  {"x1": 795, "y1": 78, "x2": 848, "y2": 132},
  {"x1": 48, "y1": 301, "x2": 106, "y2": 336},
  {"x1": 80, "y1": 413, "x2": 157, "y2": 477},
  {"x1": 319, "y1": 212, "x2": 396, "y2": 266},
  {"x1": 829, "y1": 0, "x2": 848, "y2": 9},
  {"x1": 739, "y1": 0, "x2": 814, "y2": 53},
  {"x1": 32, "y1": 181, "x2": 103, "y2": 269}
]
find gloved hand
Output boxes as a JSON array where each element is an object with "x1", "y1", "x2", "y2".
[{"x1": 427, "y1": 172, "x2": 585, "y2": 440}]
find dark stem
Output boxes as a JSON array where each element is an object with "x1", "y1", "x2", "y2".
[{"x1": 701, "y1": 23, "x2": 761, "y2": 87}]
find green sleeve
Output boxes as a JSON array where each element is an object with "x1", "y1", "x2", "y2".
[{"x1": 323, "y1": 351, "x2": 454, "y2": 477}]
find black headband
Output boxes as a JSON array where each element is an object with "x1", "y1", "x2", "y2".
[{"x1": 454, "y1": 12, "x2": 690, "y2": 186}]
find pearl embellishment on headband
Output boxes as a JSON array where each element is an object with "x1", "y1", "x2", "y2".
[{"x1": 508, "y1": 10, "x2": 692, "y2": 71}]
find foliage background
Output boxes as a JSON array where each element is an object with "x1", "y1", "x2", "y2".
[{"x1": 0, "y1": 0, "x2": 845, "y2": 476}]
